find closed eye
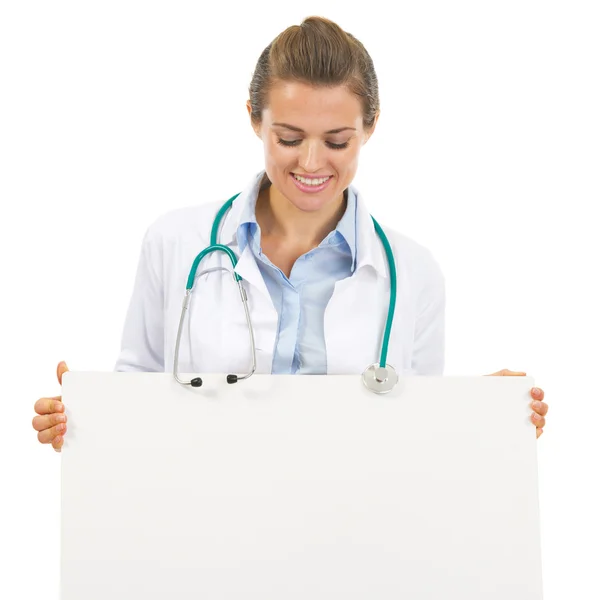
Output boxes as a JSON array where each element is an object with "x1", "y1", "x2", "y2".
[{"x1": 277, "y1": 138, "x2": 349, "y2": 150}]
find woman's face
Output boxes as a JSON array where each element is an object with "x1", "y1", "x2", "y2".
[{"x1": 247, "y1": 80, "x2": 378, "y2": 213}]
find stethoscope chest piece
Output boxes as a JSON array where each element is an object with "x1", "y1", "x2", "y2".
[{"x1": 362, "y1": 363, "x2": 398, "y2": 394}]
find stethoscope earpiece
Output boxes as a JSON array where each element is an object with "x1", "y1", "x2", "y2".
[
  {"x1": 227, "y1": 374, "x2": 238, "y2": 384},
  {"x1": 190, "y1": 377, "x2": 203, "y2": 388}
]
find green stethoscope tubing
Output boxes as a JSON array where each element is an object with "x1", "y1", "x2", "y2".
[
  {"x1": 185, "y1": 192, "x2": 397, "y2": 370},
  {"x1": 371, "y1": 216, "x2": 397, "y2": 369}
]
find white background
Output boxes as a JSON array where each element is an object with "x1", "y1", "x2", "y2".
[{"x1": 1, "y1": 1, "x2": 587, "y2": 598}]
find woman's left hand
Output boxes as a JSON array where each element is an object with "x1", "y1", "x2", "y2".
[{"x1": 486, "y1": 369, "x2": 548, "y2": 439}]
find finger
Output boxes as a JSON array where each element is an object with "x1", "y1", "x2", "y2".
[
  {"x1": 531, "y1": 400, "x2": 549, "y2": 417},
  {"x1": 34, "y1": 396, "x2": 65, "y2": 415},
  {"x1": 32, "y1": 412, "x2": 67, "y2": 432},
  {"x1": 485, "y1": 369, "x2": 527, "y2": 376},
  {"x1": 531, "y1": 387, "x2": 545, "y2": 401},
  {"x1": 536, "y1": 428, "x2": 544, "y2": 439},
  {"x1": 52, "y1": 435, "x2": 64, "y2": 452},
  {"x1": 57, "y1": 361, "x2": 69, "y2": 385},
  {"x1": 37, "y1": 422, "x2": 67, "y2": 445},
  {"x1": 531, "y1": 413, "x2": 545, "y2": 429}
]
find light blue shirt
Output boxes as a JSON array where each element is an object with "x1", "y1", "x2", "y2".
[{"x1": 236, "y1": 183, "x2": 358, "y2": 374}]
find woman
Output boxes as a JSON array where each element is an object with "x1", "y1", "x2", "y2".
[{"x1": 32, "y1": 16, "x2": 548, "y2": 450}]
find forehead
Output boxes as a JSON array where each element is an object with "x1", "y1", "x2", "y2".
[{"x1": 263, "y1": 80, "x2": 363, "y2": 129}]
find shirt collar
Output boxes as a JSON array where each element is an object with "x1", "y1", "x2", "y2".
[
  {"x1": 234, "y1": 176, "x2": 263, "y2": 254},
  {"x1": 219, "y1": 171, "x2": 388, "y2": 278},
  {"x1": 334, "y1": 186, "x2": 357, "y2": 270}
]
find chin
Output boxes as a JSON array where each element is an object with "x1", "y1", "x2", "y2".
[
  {"x1": 284, "y1": 187, "x2": 333, "y2": 212},
  {"x1": 290, "y1": 201, "x2": 327, "y2": 213}
]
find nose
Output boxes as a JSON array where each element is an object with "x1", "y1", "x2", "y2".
[{"x1": 298, "y1": 139, "x2": 327, "y2": 173}]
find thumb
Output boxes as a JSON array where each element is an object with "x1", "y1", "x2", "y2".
[{"x1": 57, "y1": 360, "x2": 70, "y2": 386}]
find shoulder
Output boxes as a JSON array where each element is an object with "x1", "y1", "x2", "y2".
[
  {"x1": 142, "y1": 199, "x2": 227, "y2": 246},
  {"x1": 352, "y1": 185, "x2": 443, "y2": 285},
  {"x1": 378, "y1": 224, "x2": 445, "y2": 299},
  {"x1": 381, "y1": 223, "x2": 443, "y2": 276}
]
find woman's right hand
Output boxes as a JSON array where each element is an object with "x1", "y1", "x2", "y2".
[{"x1": 32, "y1": 361, "x2": 70, "y2": 452}]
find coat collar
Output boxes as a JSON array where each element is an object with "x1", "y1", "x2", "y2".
[
  {"x1": 219, "y1": 171, "x2": 389, "y2": 279},
  {"x1": 219, "y1": 171, "x2": 266, "y2": 247}
]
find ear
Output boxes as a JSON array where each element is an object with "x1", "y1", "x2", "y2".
[
  {"x1": 362, "y1": 110, "x2": 380, "y2": 145},
  {"x1": 246, "y1": 100, "x2": 262, "y2": 139}
]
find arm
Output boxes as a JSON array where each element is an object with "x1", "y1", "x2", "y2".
[
  {"x1": 113, "y1": 226, "x2": 165, "y2": 372},
  {"x1": 410, "y1": 252, "x2": 446, "y2": 376}
]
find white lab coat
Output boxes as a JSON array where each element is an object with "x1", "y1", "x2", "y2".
[{"x1": 114, "y1": 173, "x2": 445, "y2": 376}]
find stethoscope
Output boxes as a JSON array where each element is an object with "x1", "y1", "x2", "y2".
[{"x1": 173, "y1": 193, "x2": 398, "y2": 394}]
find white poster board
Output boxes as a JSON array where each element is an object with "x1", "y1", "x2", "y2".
[{"x1": 60, "y1": 373, "x2": 543, "y2": 599}]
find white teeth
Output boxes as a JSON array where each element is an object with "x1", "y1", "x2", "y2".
[{"x1": 293, "y1": 174, "x2": 330, "y2": 186}]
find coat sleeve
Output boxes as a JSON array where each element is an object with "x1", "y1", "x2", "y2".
[
  {"x1": 113, "y1": 225, "x2": 165, "y2": 372},
  {"x1": 410, "y1": 251, "x2": 446, "y2": 375}
]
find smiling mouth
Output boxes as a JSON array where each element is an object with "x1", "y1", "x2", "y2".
[{"x1": 291, "y1": 173, "x2": 333, "y2": 185}]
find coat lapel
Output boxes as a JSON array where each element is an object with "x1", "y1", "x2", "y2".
[
  {"x1": 324, "y1": 186, "x2": 406, "y2": 375},
  {"x1": 215, "y1": 177, "x2": 277, "y2": 374}
]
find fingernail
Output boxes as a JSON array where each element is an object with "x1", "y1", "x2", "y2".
[
  {"x1": 533, "y1": 401, "x2": 542, "y2": 410},
  {"x1": 532, "y1": 413, "x2": 540, "y2": 421},
  {"x1": 532, "y1": 387, "x2": 540, "y2": 394}
]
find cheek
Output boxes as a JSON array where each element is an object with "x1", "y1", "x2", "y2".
[
  {"x1": 263, "y1": 140, "x2": 289, "y2": 166},
  {"x1": 336, "y1": 148, "x2": 360, "y2": 172}
]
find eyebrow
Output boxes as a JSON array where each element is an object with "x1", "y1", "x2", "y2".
[{"x1": 271, "y1": 122, "x2": 356, "y2": 134}]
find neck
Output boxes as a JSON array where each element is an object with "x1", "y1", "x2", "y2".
[{"x1": 256, "y1": 184, "x2": 347, "y2": 247}]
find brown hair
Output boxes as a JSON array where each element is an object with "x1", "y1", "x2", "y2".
[{"x1": 248, "y1": 16, "x2": 380, "y2": 131}]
